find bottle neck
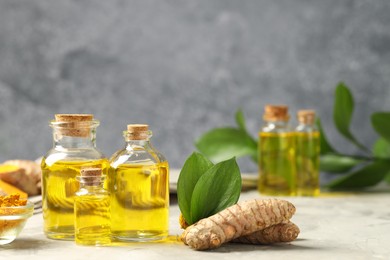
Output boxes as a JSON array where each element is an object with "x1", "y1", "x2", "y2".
[
  {"x1": 52, "y1": 129, "x2": 97, "y2": 149},
  {"x1": 50, "y1": 120, "x2": 99, "y2": 149},
  {"x1": 125, "y1": 139, "x2": 152, "y2": 150},
  {"x1": 296, "y1": 122, "x2": 318, "y2": 132},
  {"x1": 297, "y1": 121, "x2": 315, "y2": 126},
  {"x1": 263, "y1": 120, "x2": 290, "y2": 130},
  {"x1": 79, "y1": 182, "x2": 104, "y2": 190}
]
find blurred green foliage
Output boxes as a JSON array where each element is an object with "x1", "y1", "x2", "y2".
[{"x1": 196, "y1": 83, "x2": 390, "y2": 189}]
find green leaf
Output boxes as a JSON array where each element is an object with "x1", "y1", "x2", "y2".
[
  {"x1": 235, "y1": 109, "x2": 246, "y2": 131},
  {"x1": 177, "y1": 152, "x2": 214, "y2": 223},
  {"x1": 189, "y1": 157, "x2": 241, "y2": 224},
  {"x1": 316, "y1": 118, "x2": 337, "y2": 155},
  {"x1": 372, "y1": 137, "x2": 390, "y2": 159},
  {"x1": 327, "y1": 160, "x2": 390, "y2": 189},
  {"x1": 235, "y1": 109, "x2": 259, "y2": 162},
  {"x1": 320, "y1": 154, "x2": 362, "y2": 173},
  {"x1": 333, "y1": 83, "x2": 368, "y2": 151},
  {"x1": 195, "y1": 128, "x2": 258, "y2": 163},
  {"x1": 385, "y1": 172, "x2": 390, "y2": 185},
  {"x1": 371, "y1": 112, "x2": 390, "y2": 144}
]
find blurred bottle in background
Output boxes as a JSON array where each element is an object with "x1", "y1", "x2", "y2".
[
  {"x1": 258, "y1": 105, "x2": 296, "y2": 196},
  {"x1": 295, "y1": 110, "x2": 320, "y2": 197}
]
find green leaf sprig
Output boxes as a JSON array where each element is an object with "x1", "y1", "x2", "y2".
[
  {"x1": 177, "y1": 152, "x2": 242, "y2": 225},
  {"x1": 317, "y1": 83, "x2": 390, "y2": 189},
  {"x1": 195, "y1": 83, "x2": 390, "y2": 190},
  {"x1": 195, "y1": 109, "x2": 258, "y2": 163},
  {"x1": 332, "y1": 83, "x2": 370, "y2": 153}
]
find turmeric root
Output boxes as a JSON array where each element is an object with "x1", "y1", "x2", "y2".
[
  {"x1": 232, "y1": 222, "x2": 300, "y2": 245},
  {"x1": 0, "y1": 180, "x2": 28, "y2": 199},
  {"x1": 0, "y1": 160, "x2": 41, "y2": 196},
  {"x1": 3, "y1": 160, "x2": 41, "y2": 186},
  {"x1": 181, "y1": 198, "x2": 296, "y2": 250}
]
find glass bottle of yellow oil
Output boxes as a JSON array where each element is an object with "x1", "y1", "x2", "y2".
[
  {"x1": 258, "y1": 105, "x2": 296, "y2": 196},
  {"x1": 295, "y1": 110, "x2": 320, "y2": 196},
  {"x1": 108, "y1": 124, "x2": 169, "y2": 242},
  {"x1": 41, "y1": 114, "x2": 109, "y2": 240},
  {"x1": 74, "y1": 168, "x2": 111, "y2": 246}
]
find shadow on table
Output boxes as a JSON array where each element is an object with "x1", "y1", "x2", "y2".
[
  {"x1": 0, "y1": 238, "x2": 52, "y2": 250},
  {"x1": 205, "y1": 239, "x2": 322, "y2": 253}
]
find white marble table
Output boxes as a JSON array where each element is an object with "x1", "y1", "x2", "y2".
[{"x1": 1, "y1": 190, "x2": 390, "y2": 260}]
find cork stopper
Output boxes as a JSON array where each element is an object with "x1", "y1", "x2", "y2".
[
  {"x1": 53, "y1": 114, "x2": 95, "y2": 137},
  {"x1": 126, "y1": 124, "x2": 150, "y2": 140},
  {"x1": 80, "y1": 168, "x2": 103, "y2": 186},
  {"x1": 55, "y1": 114, "x2": 93, "y2": 122},
  {"x1": 263, "y1": 105, "x2": 290, "y2": 121},
  {"x1": 297, "y1": 110, "x2": 316, "y2": 124}
]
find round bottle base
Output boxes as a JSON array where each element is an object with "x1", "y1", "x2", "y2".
[
  {"x1": 45, "y1": 227, "x2": 75, "y2": 241},
  {"x1": 112, "y1": 230, "x2": 168, "y2": 242}
]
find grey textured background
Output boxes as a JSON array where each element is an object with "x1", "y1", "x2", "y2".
[{"x1": 0, "y1": 0, "x2": 389, "y2": 172}]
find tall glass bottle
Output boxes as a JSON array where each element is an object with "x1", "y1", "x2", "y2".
[
  {"x1": 258, "y1": 105, "x2": 296, "y2": 196},
  {"x1": 295, "y1": 110, "x2": 320, "y2": 196},
  {"x1": 41, "y1": 114, "x2": 109, "y2": 240},
  {"x1": 74, "y1": 168, "x2": 111, "y2": 246},
  {"x1": 108, "y1": 124, "x2": 169, "y2": 242}
]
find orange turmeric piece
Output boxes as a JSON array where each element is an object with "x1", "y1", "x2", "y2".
[
  {"x1": 181, "y1": 198, "x2": 296, "y2": 250},
  {"x1": 232, "y1": 222, "x2": 300, "y2": 244}
]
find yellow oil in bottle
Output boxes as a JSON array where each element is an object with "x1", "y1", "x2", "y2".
[
  {"x1": 295, "y1": 131, "x2": 320, "y2": 196},
  {"x1": 41, "y1": 159, "x2": 109, "y2": 240},
  {"x1": 108, "y1": 161, "x2": 169, "y2": 241},
  {"x1": 74, "y1": 189, "x2": 111, "y2": 246},
  {"x1": 258, "y1": 132, "x2": 296, "y2": 196}
]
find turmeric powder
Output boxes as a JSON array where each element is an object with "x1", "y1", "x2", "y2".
[
  {"x1": 0, "y1": 194, "x2": 27, "y2": 207},
  {"x1": 0, "y1": 194, "x2": 28, "y2": 237},
  {"x1": 181, "y1": 198, "x2": 296, "y2": 250}
]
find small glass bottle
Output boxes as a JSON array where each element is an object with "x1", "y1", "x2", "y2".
[
  {"x1": 74, "y1": 168, "x2": 111, "y2": 246},
  {"x1": 258, "y1": 105, "x2": 296, "y2": 196},
  {"x1": 41, "y1": 114, "x2": 109, "y2": 240},
  {"x1": 295, "y1": 110, "x2": 320, "y2": 196},
  {"x1": 108, "y1": 124, "x2": 169, "y2": 242}
]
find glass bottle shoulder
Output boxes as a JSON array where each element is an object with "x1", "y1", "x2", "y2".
[
  {"x1": 260, "y1": 121, "x2": 293, "y2": 135},
  {"x1": 74, "y1": 192, "x2": 110, "y2": 204},
  {"x1": 76, "y1": 185, "x2": 109, "y2": 196},
  {"x1": 42, "y1": 147, "x2": 108, "y2": 168},
  {"x1": 295, "y1": 124, "x2": 319, "y2": 133},
  {"x1": 109, "y1": 143, "x2": 167, "y2": 168}
]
